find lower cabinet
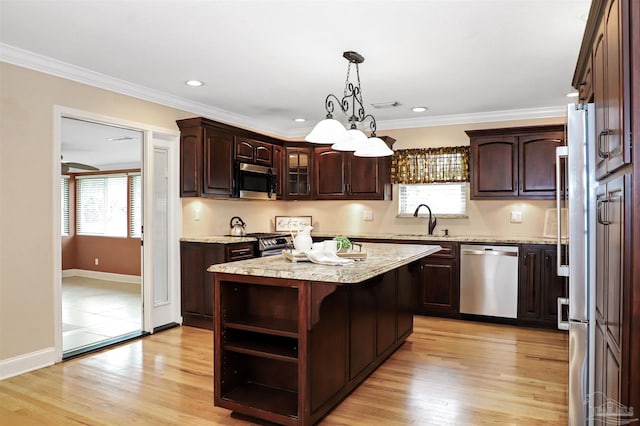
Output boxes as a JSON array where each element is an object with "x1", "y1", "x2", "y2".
[
  {"x1": 413, "y1": 242, "x2": 460, "y2": 317},
  {"x1": 180, "y1": 241, "x2": 255, "y2": 330},
  {"x1": 517, "y1": 244, "x2": 567, "y2": 327}
]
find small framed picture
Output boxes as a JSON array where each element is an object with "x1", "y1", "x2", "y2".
[{"x1": 275, "y1": 216, "x2": 312, "y2": 232}]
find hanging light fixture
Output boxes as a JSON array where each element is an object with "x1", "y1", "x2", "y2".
[{"x1": 305, "y1": 51, "x2": 393, "y2": 157}]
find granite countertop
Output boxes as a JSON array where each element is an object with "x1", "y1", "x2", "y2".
[
  {"x1": 312, "y1": 232, "x2": 561, "y2": 245},
  {"x1": 207, "y1": 242, "x2": 441, "y2": 284},
  {"x1": 182, "y1": 233, "x2": 560, "y2": 245},
  {"x1": 181, "y1": 236, "x2": 257, "y2": 244}
]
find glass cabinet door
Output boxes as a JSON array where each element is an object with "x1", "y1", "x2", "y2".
[{"x1": 286, "y1": 148, "x2": 311, "y2": 199}]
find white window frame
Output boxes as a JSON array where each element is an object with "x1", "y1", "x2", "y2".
[
  {"x1": 397, "y1": 183, "x2": 468, "y2": 218},
  {"x1": 61, "y1": 176, "x2": 69, "y2": 236}
]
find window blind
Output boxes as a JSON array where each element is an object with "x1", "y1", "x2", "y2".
[
  {"x1": 129, "y1": 174, "x2": 142, "y2": 238},
  {"x1": 61, "y1": 176, "x2": 69, "y2": 235},
  {"x1": 76, "y1": 175, "x2": 128, "y2": 237},
  {"x1": 398, "y1": 183, "x2": 467, "y2": 216}
]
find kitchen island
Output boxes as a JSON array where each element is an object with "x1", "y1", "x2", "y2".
[{"x1": 208, "y1": 243, "x2": 440, "y2": 426}]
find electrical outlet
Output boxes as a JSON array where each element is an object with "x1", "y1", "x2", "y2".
[
  {"x1": 362, "y1": 210, "x2": 373, "y2": 221},
  {"x1": 510, "y1": 211, "x2": 523, "y2": 223},
  {"x1": 94, "y1": 258, "x2": 99, "y2": 265},
  {"x1": 194, "y1": 206, "x2": 201, "y2": 221}
]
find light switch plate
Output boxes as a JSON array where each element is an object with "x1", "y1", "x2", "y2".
[
  {"x1": 363, "y1": 210, "x2": 373, "y2": 221},
  {"x1": 510, "y1": 211, "x2": 523, "y2": 223}
]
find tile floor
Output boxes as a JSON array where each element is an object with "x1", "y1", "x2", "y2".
[{"x1": 62, "y1": 276, "x2": 142, "y2": 353}]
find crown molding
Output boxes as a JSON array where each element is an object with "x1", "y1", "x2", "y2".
[
  {"x1": 0, "y1": 43, "x2": 285, "y2": 135},
  {"x1": 2, "y1": 43, "x2": 565, "y2": 140}
]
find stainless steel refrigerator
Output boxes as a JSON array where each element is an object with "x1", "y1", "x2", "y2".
[{"x1": 556, "y1": 103, "x2": 596, "y2": 425}]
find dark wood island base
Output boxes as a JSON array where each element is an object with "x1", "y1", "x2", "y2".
[{"x1": 212, "y1": 262, "x2": 417, "y2": 426}]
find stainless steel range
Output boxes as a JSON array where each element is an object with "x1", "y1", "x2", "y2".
[{"x1": 246, "y1": 233, "x2": 292, "y2": 257}]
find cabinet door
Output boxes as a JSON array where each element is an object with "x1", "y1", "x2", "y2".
[
  {"x1": 542, "y1": 247, "x2": 567, "y2": 323},
  {"x1": 314, "y1": 147, "x2": 346, "y2": 199},
  {"x1": 253, "y1": 142, "x2": 273, "y2": 167},
  {"x1": 518, "y1": 245, "x2": 542, "y2": 321},
  {"x1": 202, "y1": 246, "x2": 224, "y2": 320},
  {"x1": 375, "y1": 272, "x2": 397, "y2": 356},
  {"x1": 603, "y1": 0, "x2": 626, "y2": 175},
  {"x1": 470, "y1": 136, "x2": 518, "y2": 198},
  {"x1": 235, "y1": 138, "x2": 255, "y2": 163},
  {"x1": 519, "y1": 132, "x2": 564, "y2": 199},
  {"x1": 605, "y1": 175, "x2": 624, "y2": 352},
  {"x1": 349, "y1": 284, "x2": 376, "y2": 380},
  {"x1": 415, "y1": 257, "x2": 459, "y2": 317},
  {"x1": 273, "y1": 144, "x2": 284, "y2": 199},
  {"x1": 348, "y1": 154, "x2": 385, "y2": 199},
  {"x1": 181, "y1": 243, "x2": 204, "y2": 317},
  {"x1": 179, "y1": 126, "x2": 201, "y2": 197},
  {"x1": 285, "y1": 147, "x2": 312, "y2": 199},
  {"x1": 593, "y1": 25, "x2": 608, "y2": 179},
  {"x1": 396, "y1": 265, "x2": 414, "y2": 340},
  {"x1": 202, "y1": 128, "x2": 234, "y2": 197}
]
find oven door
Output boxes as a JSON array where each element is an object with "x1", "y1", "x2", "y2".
[{"x1": 261, "y1": 248, "x2": 284, "y2": 257}]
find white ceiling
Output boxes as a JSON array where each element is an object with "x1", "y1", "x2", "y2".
[{"x1": 1, "y1": 0, "x2": 590, "y2": 166}]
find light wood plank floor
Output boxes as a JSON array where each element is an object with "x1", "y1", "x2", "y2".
[{"x1": 0, "y1": 316, "x2": 568, "y2": 425}]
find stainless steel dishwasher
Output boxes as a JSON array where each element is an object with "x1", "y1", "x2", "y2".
[{"x1": 460, "y1": 244, "x2": 519, "y2": 318}]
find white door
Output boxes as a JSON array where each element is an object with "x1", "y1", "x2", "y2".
[{"x1": 142, "y1": 131, "x2": 181, "y2": 331}]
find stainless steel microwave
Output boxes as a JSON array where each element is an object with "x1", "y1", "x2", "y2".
[{"x1": 234, "y1": 163, "x2": 277, "y2": 200}]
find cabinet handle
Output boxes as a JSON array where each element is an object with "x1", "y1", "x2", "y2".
[
  {"x1": 597, "y1": 129, "x2": 610, "y2": 159},
  {"x1": 597, "y1": 199, "x2": 610, "y2": 225}
]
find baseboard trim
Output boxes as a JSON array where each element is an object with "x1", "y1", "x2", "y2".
[
  {"x1": 0, "y1": 347, "x2": 56, "y2": 380},
  {"x1": 62, "y1": 269, "x2": 141, "y2": 284}
]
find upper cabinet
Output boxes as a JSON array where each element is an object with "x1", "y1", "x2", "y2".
[
  {"x1": 312, "y1": 146, "x2": 391, "y2": 200},
  {"x1": 284, "y1": 146, "x2": 313, "y2": 200},
  {"x1": 177, "y1": 117, "x2": 283, "y2": 198},
  {"x1": 466, "y1": 125, "x2": 565, "y2": 200},
  {"x1": 177, "y1": 117, "x2": 234, "y2": 198},
  {"x1": 235, "y1": 137, "x2": 273, "y2": 167},
  {"x1": 591, "y1": 0, "x2": 630, "y2": 179}
]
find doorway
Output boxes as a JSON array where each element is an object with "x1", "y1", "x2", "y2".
[{"x1": 53, "y1": 107, "x2": 181, "y2": 360}]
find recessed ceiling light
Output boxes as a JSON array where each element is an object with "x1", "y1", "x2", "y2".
[
  {"x1": 412, "y1": 107, "x2": 428, "y2": 113},
  {"x1": 294, "y1": 118, "x2": 306, "y2": 123},
  {"x1": 566, "y1": 92, "x2": 579, "y2": 98},
  {"x1": 186, "y1": 80, "x2": 204, "y2": 87}
]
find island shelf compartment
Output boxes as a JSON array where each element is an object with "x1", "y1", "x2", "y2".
[
  {"x1": 220, "y1": 351, "x2": 299, "y2": 421},
  {"x1": 219, "y1": 280, "x2": 299, "y2": 337},
  {"x1": 223, "y1": 328, "x2": 298, "y2": 363}
]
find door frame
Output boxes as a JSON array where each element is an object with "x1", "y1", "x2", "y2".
[{"x1": 52, "y1": 105, "x2": 181, "y2": 361}]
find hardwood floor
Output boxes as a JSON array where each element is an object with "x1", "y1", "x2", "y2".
[{"x1": 0, "y1": 316, "x2": 568, "y2": 425}]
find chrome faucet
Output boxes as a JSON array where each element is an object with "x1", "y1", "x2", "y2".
[{"x1": 413, "y1": 204, "x2": 437, "y2": 235}]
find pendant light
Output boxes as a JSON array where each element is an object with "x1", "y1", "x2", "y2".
[{"x1": 305, "y1": 51, "x2": 393, "y2": 157}]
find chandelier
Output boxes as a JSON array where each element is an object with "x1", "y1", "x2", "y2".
[{"x1": 305, "y1": 51, "x2": 393, "y2": 157}]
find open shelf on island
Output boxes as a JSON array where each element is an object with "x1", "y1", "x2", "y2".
[
  {"x1": 224, "y1": 315, "x2": 298, "y2": 338},
  {"x1": 224, "y1": 329, "x2": 298, "y2": 362},
  {"x1": 222, "y1": 381, "x2": 298, "y2": 420}
]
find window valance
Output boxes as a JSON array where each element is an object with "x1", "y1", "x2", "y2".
[{"x1": 391, "y1": 146, "x2": 470, "y2": 184}]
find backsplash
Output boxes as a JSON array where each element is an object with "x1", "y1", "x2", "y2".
[{"x1": 181, "y1": 187, "x2": 555, "y2": 238}]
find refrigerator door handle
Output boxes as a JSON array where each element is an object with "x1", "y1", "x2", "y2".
[
  {"x1": 556, "y1": 146, "x2": 569, "y2": 277},
  {"x1": 557, "y1": 297, "x2": 569, "y2": 330}
]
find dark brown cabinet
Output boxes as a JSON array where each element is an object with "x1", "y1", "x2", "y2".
[
  {"x1": 573, "y1": 0, "x2": 638, "y2": 413},
  {"x1": 284, "y1": 146, "x2": 312, "y2": 200},
  {"x1": 177, "y1": 118, "x2": 234, "y2": 198},
  {"x1": 413, "y1": 242, "x2": 460, "y2": 318},
  {"x1": 517, "y1": 244, "x2": 567, "y2": 327},
  {"x1": 313, "y1": 146, "x2": 390, "y2": 200},
  {"x1": 213, "y1": 265, "x2": 414, "y2": 425},
  {"x1": 592, "y1": 0, "x2": 630, "y2": 179},
  {"x1": 594, "y1": 174, "x2": 627, "y2": 407},
  {"x1": 180, "y1": 241, "x2": 255, "y2": 330},
  {"x1": 466, "y1": 125, "x2": 564, "y2": 199},
  {"x1": 235, "y1": 137, "x2": 273, "y2": 167}
]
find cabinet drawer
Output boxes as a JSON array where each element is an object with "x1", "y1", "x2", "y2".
[{"x1": 226, "y1": 243, "x2": 255, "y2": 261}]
